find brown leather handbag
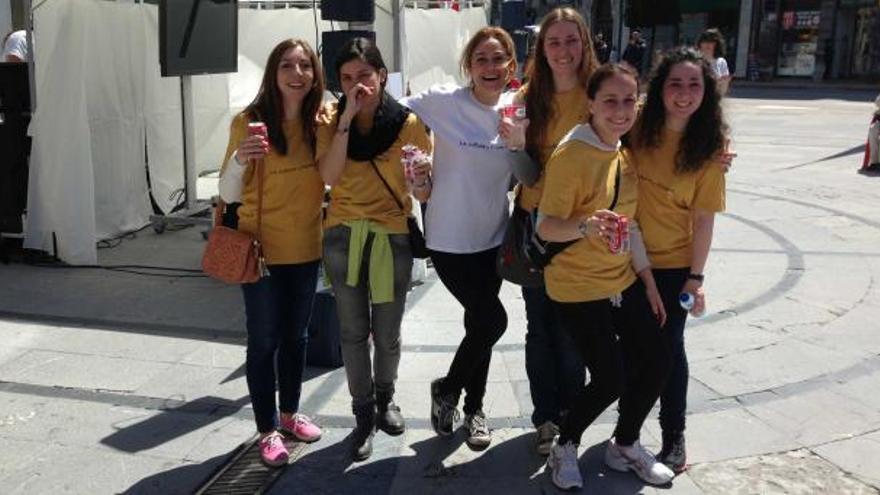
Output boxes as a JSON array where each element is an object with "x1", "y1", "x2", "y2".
[{"x1": 201, "y1": 159, "x2": 267, "y2": 284}]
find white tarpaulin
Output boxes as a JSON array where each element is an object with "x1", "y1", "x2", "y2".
[
  {"x1": 25, "y1": 0, "x2": 488, "y2": 265},
  {"x1": 403, "y1": 5, "x2": 489, "y2": 94}
]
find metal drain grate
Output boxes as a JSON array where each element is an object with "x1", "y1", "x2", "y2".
[{"x1": 195, "y1": 436, "x2": 308, "y2": 495}]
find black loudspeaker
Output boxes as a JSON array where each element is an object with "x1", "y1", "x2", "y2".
[
  {"x1": 321, "y1": 30, "x2": 377, "y2": 92},
  {"x1": 501, "y1": 0, "x2": 527, "y2": 32},
  {"x1": 321, "y1": 0, "x2": 375, "y2": 22}
]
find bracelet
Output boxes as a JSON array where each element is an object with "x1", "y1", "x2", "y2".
[{"x1": 687, "y1": 273, "x2": 704, "y2": 282}]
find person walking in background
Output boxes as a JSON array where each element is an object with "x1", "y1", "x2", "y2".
[
  {"x1": 861, "y1": 94, "x2": 880, "y2": 172},
  {"x1": 622, "y1": 29, "x2": 646, "y2": 77},
  {"x1": 499, "y1": 6, "x2": 596, "y2": 456},
  {"x1": 697, "y1": 28, "x2": 731, "y2": 95},
  {"x1": 627, "y1": 47, "x2": 733, "y2": 474},
  {"x1": 217, "y1": 39, "x2": 326, "y2": 467},
  {"x1": 402, "y1": 27, "x2": 532, "y2": 450},
  {"x1": 317, "y1": 38, "x2": 432, "y2": 461},
  {"x1": 2, "y1": 30, "x2": 27, "y2": 63},
  {"x1": 594, "y1": 32, "x2": 610, "y2": 64},
  {"x1": 538, "y1": 63, "x2": 674, "y2": 490}
]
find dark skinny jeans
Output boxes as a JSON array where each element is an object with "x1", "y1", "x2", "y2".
[
  {"x1": 431, "y1": 247, "x2": 508, "y2": 415},
  {"x1": 554, "y1": 279, "x2": 671, "y2": 446}
]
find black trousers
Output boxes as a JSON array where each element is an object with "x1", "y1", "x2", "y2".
[
  {"x1": 431, "y1": 247, "x2": 508, "y2": 415},
  {"x1": 554, "y1": 279, "x2": 671, "y2": 446}
]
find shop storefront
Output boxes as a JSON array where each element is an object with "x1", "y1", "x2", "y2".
[{"x1": 776, "y1": 2, "x2": 821, "y2": 76}]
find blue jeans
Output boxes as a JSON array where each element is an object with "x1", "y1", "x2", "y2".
[
  {"x1": 523, "y1": 285, "x2": 585, "y2": 427},
  {"x1": 242, "y1": 261, "x2": 319, "y2": 433},
  {"x1": 653, "y1": 268, "x2": 690, "y2": 434}
]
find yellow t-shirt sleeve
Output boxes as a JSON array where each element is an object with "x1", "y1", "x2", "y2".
[
  {"x1": 220, "y1": 113, "x2": 248, "y2": 175},
  {"x1": 401, "y1": 113, "x2": 432, "y2": 153},
  {"x1": 539, "y1": 142, "x2": 591, "y2": 219},
  {"x1": 315, "y1": 104, "x2": 339, "y2": 160},
  {"x1": 693, "y1": 162, "x2": 726, "y2": 212}
]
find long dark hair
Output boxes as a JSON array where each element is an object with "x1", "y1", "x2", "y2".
[
  {"x1": 524, "y1": 7, "x2": 597, "y2": 162},
  {"x1": 244, "y1": 39, "x2": 325, "y2": 156},
  {"x1": 334, "y1": 37, "x2": 387, "y2": 92},
  {"x1": 697, "y1": 28, "x2": 726, "y2": 58},
  {"x1": 629, "y1": 47, "x2": 727, "y2": 174}
]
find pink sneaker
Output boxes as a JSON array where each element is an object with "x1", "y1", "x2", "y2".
[
  {"x1": 259, "y1": 432, "x2": 289, "y2": 467},
  {"x1": 280, "y1": 413, "x2": 322, "y2": 442}
]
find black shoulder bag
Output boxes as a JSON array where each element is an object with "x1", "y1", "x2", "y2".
[
  {"x1": 369, "y1": 160, "x2": 430, "y2": 259},
  {"x1": 496, "y1": 159, "x2": 621, "y2": 287}
]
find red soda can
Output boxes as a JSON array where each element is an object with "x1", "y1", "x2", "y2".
[
  {"x1": 609, "y1": 216, "x2": 630, "y2": 254},
  {"x1": 500, "y1": 104, "x2": 526, "y2": 120},
  {"x1": 248, "y1": 122, "x2": 267, "y2": 138}
]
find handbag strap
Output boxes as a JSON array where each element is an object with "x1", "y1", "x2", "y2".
[
  {"x1": 608, "y1": 158, "x2": 621, "y2": 211},
  {"x1": 369, "y1": 159, "x2": 407, "y2": 215}
]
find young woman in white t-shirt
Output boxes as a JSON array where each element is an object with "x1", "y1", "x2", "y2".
[
  {"x1": 697, "y1": 28, "x2": 730, "y2": 95},
  {"x1": 402, "y1": 26, "x2": 536, "y2": 450}
]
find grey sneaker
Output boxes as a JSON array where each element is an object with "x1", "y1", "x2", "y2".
[
  {"x1": 546, "y1": 439, "x2": 583, "y2": 490},
  {"x1": 658, "y1": 432, "x2": 687, "y2": 473},
  {"x1": 464, "y1": 410, "x2": 491, "y2": 449},
  {"x1": 535, "y1": 421, "x2": 559, "y2": 456},
  {"x1": 605, "y1": 439, "x2": 674, "y2": 486},
  {"x1": 430, "y1": 378, "x2": 459, "y2": 436}
]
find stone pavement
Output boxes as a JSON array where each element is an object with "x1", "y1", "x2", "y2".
[{"x1": 1, "y1": 86, "x2": 880, "y2": 494}]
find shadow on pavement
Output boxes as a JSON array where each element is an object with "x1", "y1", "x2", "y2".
[
  {"x1": 270, "y1": 429, "x2": 659, "y2": 494},
  {"x1": 101, "y1": 395, "x2": 250, "y2": 453},
  {"x1": 121, "y1": 452, "x2": 233, "y2": 495}
]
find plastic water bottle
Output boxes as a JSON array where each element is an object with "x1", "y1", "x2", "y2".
[{"x1": 679, "y1": 293, "x2": 705, "y2": 318}]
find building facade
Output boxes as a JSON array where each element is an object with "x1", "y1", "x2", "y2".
[{"x1": 506, "y1": 0, "x2": 879, "y2": 81}]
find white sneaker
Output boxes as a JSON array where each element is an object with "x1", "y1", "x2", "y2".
[
  {"x1": 546, "y1": 439, "x2": 583, "y2": 490},
  {"x1": 605, "y1": 439, "x2": 674, "y2": 485}
]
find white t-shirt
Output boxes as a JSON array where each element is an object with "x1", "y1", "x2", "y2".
[
  {"x1": 402, "y1": 84, "x2": 517, "y2": 254},
  {"x1": 2, "y1": 30, "x2": 27, "y2": 61},
  {"x1": 711, "y1": 57, "x2": 730, "y2": 78}
]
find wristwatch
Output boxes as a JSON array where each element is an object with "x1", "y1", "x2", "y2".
[
  {"x1": 687, "y1": 273, "x2": 704, "y2": 282},
  {"x1": 577, "y1": 218, "x2": 589, "y2": 237}
]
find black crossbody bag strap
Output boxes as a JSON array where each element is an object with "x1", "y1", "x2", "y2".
[
  {"x1": 369, "y1": 159, "x2": 406, "y2": 213},
  {"x1": 537, "y1": 158, "x2": 622, "y2": 261}
]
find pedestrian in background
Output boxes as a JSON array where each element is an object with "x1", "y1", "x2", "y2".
[
  {"x1": 628, "y1": 47, "x2": 734, "y2": 474},
  {"x1": 499, "y1": 6, "x2": 596, "y2": 456},
  {"x1": 594, "y1": 32, "x2": 610, "y2": 64},
  {"x1": 217, "y1": 39, "x2": 326, "y2": 467},
  {"x1": 697, "y1": 28, "x2": 731, "y2": 95},
  {"x1": 317, "y1": 38, "x2": 432, "y2": 461},
  {"x1": 538, "y1": 63, "x2": 674, "y2": 491},
  {"x1": 622, "y1": 29, "x2": 646, "y2": 77},
  {"x1": 861, "y1": 94, "x2": 880, "y2": 172}
]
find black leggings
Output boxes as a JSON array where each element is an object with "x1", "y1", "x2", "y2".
[
  {"x1": 554, "y1": 279, "x2": 671, "y2": 446},
  {"x1": 431, "y1": 247, "x2": 508, "y2": 415}
]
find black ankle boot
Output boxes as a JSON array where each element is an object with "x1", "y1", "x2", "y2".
[
  {"x1": 376, "y1": 391, "x2": 406, "y2": 436},
  {"x1": 352, "y1": 407, "x2": 375, "y2": 461}
]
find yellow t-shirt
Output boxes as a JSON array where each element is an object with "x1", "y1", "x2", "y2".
[
  {"x1": 632, "y1": 128, "x2": 726, "y2": 269},
  {"x1": 518, "y1": 87, "x2": 590, "y2": 212},
  {"x1": 220, "y1": 113, "x2": 325, "y2": 265},
  {"x1": 317, "y1": 105, "x2": 432, "y2": 233},
  {"x1": 539, "y1": 138, "x2": 639, "y2": 303}
]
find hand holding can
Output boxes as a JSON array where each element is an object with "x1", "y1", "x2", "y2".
[
  {"x1": 499, "y1": 104, "x2": 526, "y2": 121},
  {"x1": 401, "y1": 144, "x2": 429, "y2": 182}
]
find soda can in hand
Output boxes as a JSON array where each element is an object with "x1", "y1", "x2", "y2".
[
  {"x1": 499, "y1": 104, "x2": 526, "y2": 120},
  {"x1": 248, "y1": 122, "x2": 268, "y2": 138},
  {"x1": 608, "y1": 215, "x2": 630, "y2": 254}
]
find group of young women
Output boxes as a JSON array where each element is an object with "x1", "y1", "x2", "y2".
[{"x1": 217, "y1": 6, "x2": 732, "y2": 490}]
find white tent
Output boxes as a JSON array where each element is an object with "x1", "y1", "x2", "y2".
[{"x1": 24, "y1": 0, "x2": 488, "y2": 265}]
